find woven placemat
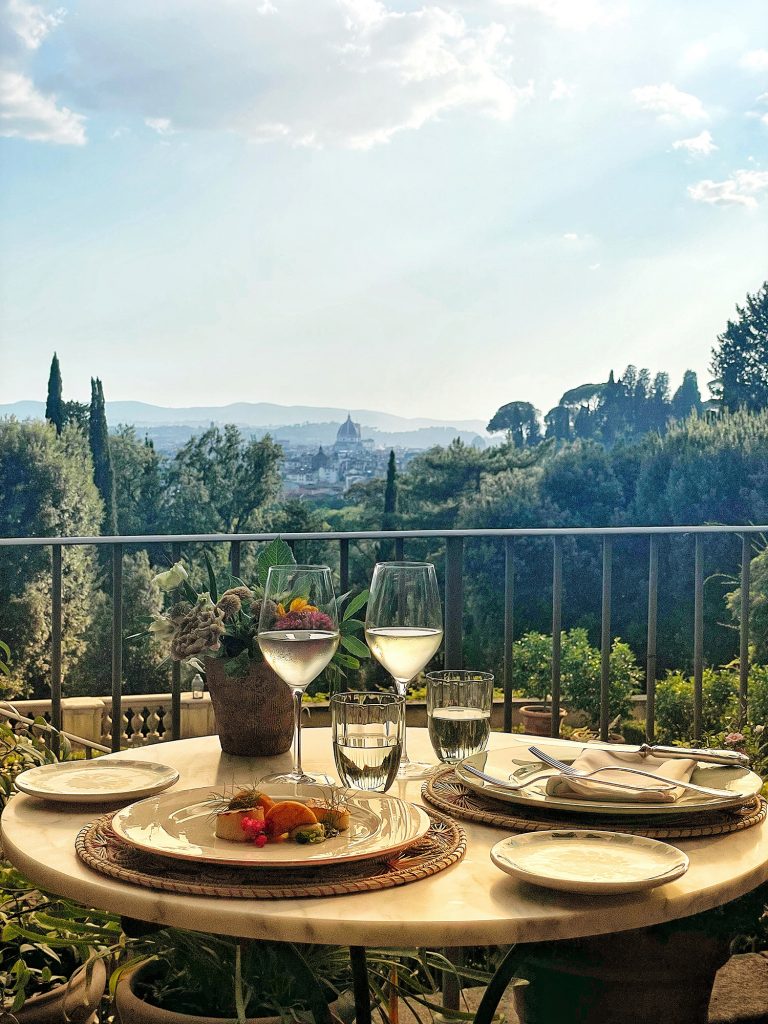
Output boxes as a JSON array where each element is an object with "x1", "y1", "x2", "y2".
[
  {"x1": 75, "y1": 808, "x2": 465, "y2": 899},
  {"x1": 421, "y1": 766, "x2": 767, "y2": 839}
]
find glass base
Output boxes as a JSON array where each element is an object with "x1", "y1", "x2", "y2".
[
  {"x1": 396, "y1": 760, "x2": 436, "y2": 780},
  {"x1": 260, "y1": 769, "x2": 335, "y2": 787}
]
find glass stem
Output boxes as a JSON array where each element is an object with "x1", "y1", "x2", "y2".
[
  {"x1": 292, "y1": 688, "x2": 304, "y2": 778},
  {"x1": 395, "y1": 680, "x2": 410, "y2": 764}
]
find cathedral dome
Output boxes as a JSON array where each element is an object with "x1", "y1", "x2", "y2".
[{"x1": 335, "y1": 414, "x2": 361, "y2": 446}]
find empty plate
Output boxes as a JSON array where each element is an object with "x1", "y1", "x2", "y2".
[
  {"x1": 490, "y1": 829, "x2": 689, "y2": 894},
  {"x1": 14, "y1": 759, "x2": 180, "y2": 803}
]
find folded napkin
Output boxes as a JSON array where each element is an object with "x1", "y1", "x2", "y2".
[{"x1": 544, "y1": 747, "x2": 697, "y2": 803}]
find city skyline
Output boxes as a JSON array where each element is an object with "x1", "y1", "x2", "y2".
[{"x1": 1, "y1": 0, "x2": 767, "y2": 421}]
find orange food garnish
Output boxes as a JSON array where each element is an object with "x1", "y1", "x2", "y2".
[{"x1": 264, "y1": 800, "x2": 318, "y2": 838}]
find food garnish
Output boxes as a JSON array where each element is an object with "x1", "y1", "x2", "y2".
[{"x1": 211, "y1": 784, "x2": 351, "y2": 847}]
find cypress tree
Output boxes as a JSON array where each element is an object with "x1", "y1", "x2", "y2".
[
  {"x1": 383, "y1": 449, "x2": 397, "y2": 531},
  {"x1": 88, "y1": 377, "x2": 118, "y2": 534},
  {"x1": 45, "y1": 353, "x2": 64, "y2": 435}
]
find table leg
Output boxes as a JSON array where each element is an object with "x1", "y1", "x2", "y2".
[
  {"x1": 350, "y1": 946, "x2": 372, "y2": 1024},
  {"x1": 514, "y1": 924, "x2": 731, "y2": 1024}
]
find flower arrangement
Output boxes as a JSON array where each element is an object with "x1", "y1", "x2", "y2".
[{"x1": 142, "y1": 538, "x2": 370, "y2": 679}]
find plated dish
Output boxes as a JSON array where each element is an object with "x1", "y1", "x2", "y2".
[
  {"x1": 457, "y1": 746, "x2": 762, "y2": 816},
  {"x1": 14, "y1": 759, "x2": 180, "y2": 804},
  {"x1": 111, "y1": 784, "x2": 431, "y2": 868},
  {"x1": 490, "y1": 830, "x2": 689, "y2": 894}
]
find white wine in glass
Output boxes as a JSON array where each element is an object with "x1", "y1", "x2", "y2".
[
  {"x1": 365, "y1": 562, "x2": 443, "y2": 778},
  {"x1": 258, "y1": 565, "x2": 339, "y2": 785}
]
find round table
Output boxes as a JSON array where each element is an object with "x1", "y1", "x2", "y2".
[{"x1": 3, "y1": 729, "x2": 767, "y2": 1024}]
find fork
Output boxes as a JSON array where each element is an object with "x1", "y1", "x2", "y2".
[
  {"x1": 462, "y1": 761, "x2": 674, "y2": 794},
  {"x1": 528, "y1": 746, "x2": 741, "y2": 800}
]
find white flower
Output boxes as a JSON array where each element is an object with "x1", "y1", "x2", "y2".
[
  {"x1": 754, "y1": 724, "x2": 764, "y2": 735},
  {"x1": 153, "y1": 562, "x2": 189, "y2": 592},
  {"x1": 148, "y1": 616, "x2": 175, "y2": 641}
]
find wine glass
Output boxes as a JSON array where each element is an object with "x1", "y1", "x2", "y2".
[
  {"x1": 258, "y1": 565, "x2": 339, "y2": 785},
  {"x1": 365, "y1": 561, "x2": 443, "y2": 778}
]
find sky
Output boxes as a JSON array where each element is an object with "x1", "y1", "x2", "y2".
[{"x1": 1, "y1": 0, "x2": 767, "y2": 424}]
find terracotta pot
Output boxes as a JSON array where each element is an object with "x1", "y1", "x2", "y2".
[
  {"x1": 204, "y1": 658, "x2": 294, "y2": 757},
  {"x1": 13, "y1": 956, "x2": 106, "y2": 1024},
  {"x1": 520, "y1": 704, "x2": 567, "y2": 738},
  {"x1": 115, "y1": 961, "x2": 353, "y2": 1024}
]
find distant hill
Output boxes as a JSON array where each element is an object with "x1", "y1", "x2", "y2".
[{"x1": 0, "y1": 400, "x2": 488, "y2": 450}]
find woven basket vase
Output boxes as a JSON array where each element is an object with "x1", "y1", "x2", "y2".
[{"x1": 204, "y1": 658, "x2": 294, "y2": 757}]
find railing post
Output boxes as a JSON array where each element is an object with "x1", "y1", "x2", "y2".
[
  {"x1": 600, "y1": 537, "x2": 613, "y2": 742},
  {"x1": 111, "y1": 544, "x2": 124, "y2": 752},
  {"x1": 551, "y1": 536, "x2": 562, "y2": 737},
  {"x1": 339, "y1": 538, "x2": 349, "y2": 593},
  {"x1": 395, "y1": 536, "x2": 404, "y2": 560},
  {"x1": 444, "y1": 536, "x2": 464, "y2": 670},
  {"x1": 646, "y1": 535, "x2": 658, "y2": 741},
  {"x1": 739, "y1": 534, "x2": 751, "y2": 725},
  {"x1": 230, "y1": 540, "x2": 241, "y2": 579},
  {"x1": 503, "y1": 538, "x2": 515, "y2": 733},
  {"x1": 171, "y1": 541, "x2": 182, "y2": 741},
  {"x1": 50, "y1": 544, "x2": 62, "y2": 758},
  {"x1": 693, "y1": 535, "x2": 704, "y2": 743}
]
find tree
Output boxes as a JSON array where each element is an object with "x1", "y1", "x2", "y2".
[
  {"x1": 0, "y1": 420, "x2": 103, "y2": 698},
  {"x1": 711, "y1": 282, "x2": 768, "y2": 412},
  {"x1": 487, "y1": 401, "x2": 541, "y2": 446},
  {"x1": 88, "y1": 378, "x2": 117, "y2": 534},
  {"x1": 544, "y1": 405, "x2": 572, "y2": 440},
  {"x1": 109, "y1": 426, "x2": 164, "y2": 536},
  {"x1": 44, "y1": 353, "x2": 64, "y2": 435},
  {"x1": 62, "y1": 400, "x2": 90, "y2": 432},
  {"x1": 383, "y1": 450, "x2": 397, "y2": 531},
  {"x1": 671, "y1": 370, "x2": 703, "y2": 420}
]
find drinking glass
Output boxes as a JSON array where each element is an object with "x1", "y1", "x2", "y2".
[
  {"x1": 426, "y1": 670, "x2": 494, "y2": 764},
  {"x1": 331, "y1": 692, "x2": 405, "y2": 792},
  {"x1": 258, "y1": 565, "x2": 339, "y2": 784},
  {"x1": 365, "y1": 561, "x2": 443, "y2": 778}
]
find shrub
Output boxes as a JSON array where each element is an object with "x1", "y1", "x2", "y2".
[{"x1": 655, "y1": 669, "x2": 740, "y2": 743}]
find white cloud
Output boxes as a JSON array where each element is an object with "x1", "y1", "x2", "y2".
[
  {"x1": 632, "y1": 82, "x2": 707, "y2": 122},
  {"x1": 563, "y1": 232, "x2": 580, "y2": 241},
  {"x1": 145, "y1": 116, "x2": 176, "y2": 135},
  {"x1": 672, "y1": 130, "x2": 717, "y2": 156},
  {"x1": 3, "y1": 0, "x2": 63, "y2": 50},
  {"x1": 549, "y1": 78, "x2": 575, "y2": 100},
  {"x1": 740, "y1": 49, "x2": 768, "y2": 72},
  {"x1": 0, "y1": 70, "x2": 86, "y2": 144},
  {"x1": 499, "y1": 0, "x2": 624, "y2": 30},
  {"x1": 688, "y1": 169, "x2": 768, "y2": 207},
  {"x1": 588, "y1": 263, "x2": 600, "y2": 270}
]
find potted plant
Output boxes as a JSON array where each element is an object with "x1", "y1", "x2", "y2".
[
  {"x1": 0, "y1": 863, "x2": 117, "y2": 1023},
  {"x1": 511, "y1": 632, "x2": 567, "y2": 737},
  {"x1": 136, "y1": 539, "x2": 369, "y2": 757}
]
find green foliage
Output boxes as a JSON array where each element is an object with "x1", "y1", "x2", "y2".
[
  {"x1": 0, "y1": 717, "x2": 64, "y2": 810},
  {"x1": 0, "y1": 420, "x2": 103, "y2": 698},
  {"x1": 654, "y1": 669, "x2": 740, "y2": 743},
  {"x1": 511, "y1": 628, "x2": 640, "y2": 725},
  {"x1": 711, "y1": 281, "x2": 768, "y2": 413},
  {"x1": 487, "y1": 400, "x2": 542, "y2": 445},
  {"x1": 88, "y1": 377, "x2": 117, "y2": 535},
  {"x1": 726, "y1": 542, "x2": 768, "y2": 665},
  {"x1": 44, "y1": 353, "x2": 64, "y2": 436}
]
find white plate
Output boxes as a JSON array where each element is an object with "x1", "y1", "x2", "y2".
[
  {"x1": 111, "y1": 784, "x2": 431, "y2": 868},
  {"x1": 490, "y1": 830, "x2": 689, "y2": 894},
  {"x1": 457, "y1": 746, "x2": 763, "y2": 816},
  {"x1": 14, "y1": 759, "x2": 180, "y2": 804}
]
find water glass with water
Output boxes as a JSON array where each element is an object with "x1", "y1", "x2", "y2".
[
  {"x1": 426, "y1": 670, "x2": 493, "y2": 764},
  {"x1": 331, "y1": 692, "x2": 405, "y2": 792}
]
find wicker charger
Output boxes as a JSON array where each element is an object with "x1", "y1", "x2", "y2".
[
  {"x1": 76, "y1": 808, "x2": 465, "y2": 899},
  {"x1": 422, "y1": 765, "x2": 767, "y2": 840}
]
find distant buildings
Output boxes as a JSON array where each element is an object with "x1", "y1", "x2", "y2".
[{"x1": 281, "y1": 415, "x2": 415, "y2": 498}]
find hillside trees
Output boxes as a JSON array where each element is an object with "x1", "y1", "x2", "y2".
[
  {"x1": 487, "y1": 401, "x2": 541, "y2": 445},
  {"x1": 0, "y1": 420, "x2": 103, "y2": 698},
  {"x1": 711, "y1": 282, "x2": 768, "y2": 412},
  {"x1": 89, "y1": 378, "x2": 117, "y2": 535},
  {"x1": 45, "y1": 354, "x2": 64, "y2": 435}
]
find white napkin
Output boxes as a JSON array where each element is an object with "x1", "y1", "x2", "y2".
[{"x1": 544, "y1": 748, "x2": 697, "y2": 803}]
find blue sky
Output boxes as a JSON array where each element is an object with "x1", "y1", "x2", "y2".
[{"x1": 1, "y1": 0, "x2": 767, "y2": 422}]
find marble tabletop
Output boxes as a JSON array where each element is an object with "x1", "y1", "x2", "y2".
[{"x1": 2, "y1": 729, "x2": 767, "y2": 948}]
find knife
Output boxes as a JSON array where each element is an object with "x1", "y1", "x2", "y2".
[{"x1": 637, "y1": 743, "x2": 749, "y2": 767}]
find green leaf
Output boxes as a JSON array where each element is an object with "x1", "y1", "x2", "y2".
[
  {"x1": 204, "y1": 551, "x2": 218, "y2": 604},
  {"x1": 333, "y1": 652, "x2": 359, "y2": 670},
  {"x1": 340, "y1": 635, "x2": 370, "y2": 659},
  {"x1": 342, "y1": 589, "x2": 369, "y2": 621},
  {"x1": 340, "y1": 618, "x2": 364, "y2": 634},
  {"x1": 257, "y1": 537, "x2": 296, "y2": 588}
]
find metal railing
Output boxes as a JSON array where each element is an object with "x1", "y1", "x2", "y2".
[{"x1": 1, "y1": 525, "x2": 765, "y2": 752}]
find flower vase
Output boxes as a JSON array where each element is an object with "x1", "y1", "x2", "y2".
[{"x1": 204, "y1": 659, "x2": 294, "y2": 757}]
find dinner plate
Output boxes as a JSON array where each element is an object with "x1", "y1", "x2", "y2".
[
  {"x1": 14, "y1": 759, "x2": 180, "y2": 804},
  {"x1": 111, "y1": 784, "x2": 431, "y2": 867},
  {"x1": 456, "y1": 746, "x2": 763, "y2": 816},
  {"x1": 490, "y1": 830, "x2": 689, "y2": 894}
]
